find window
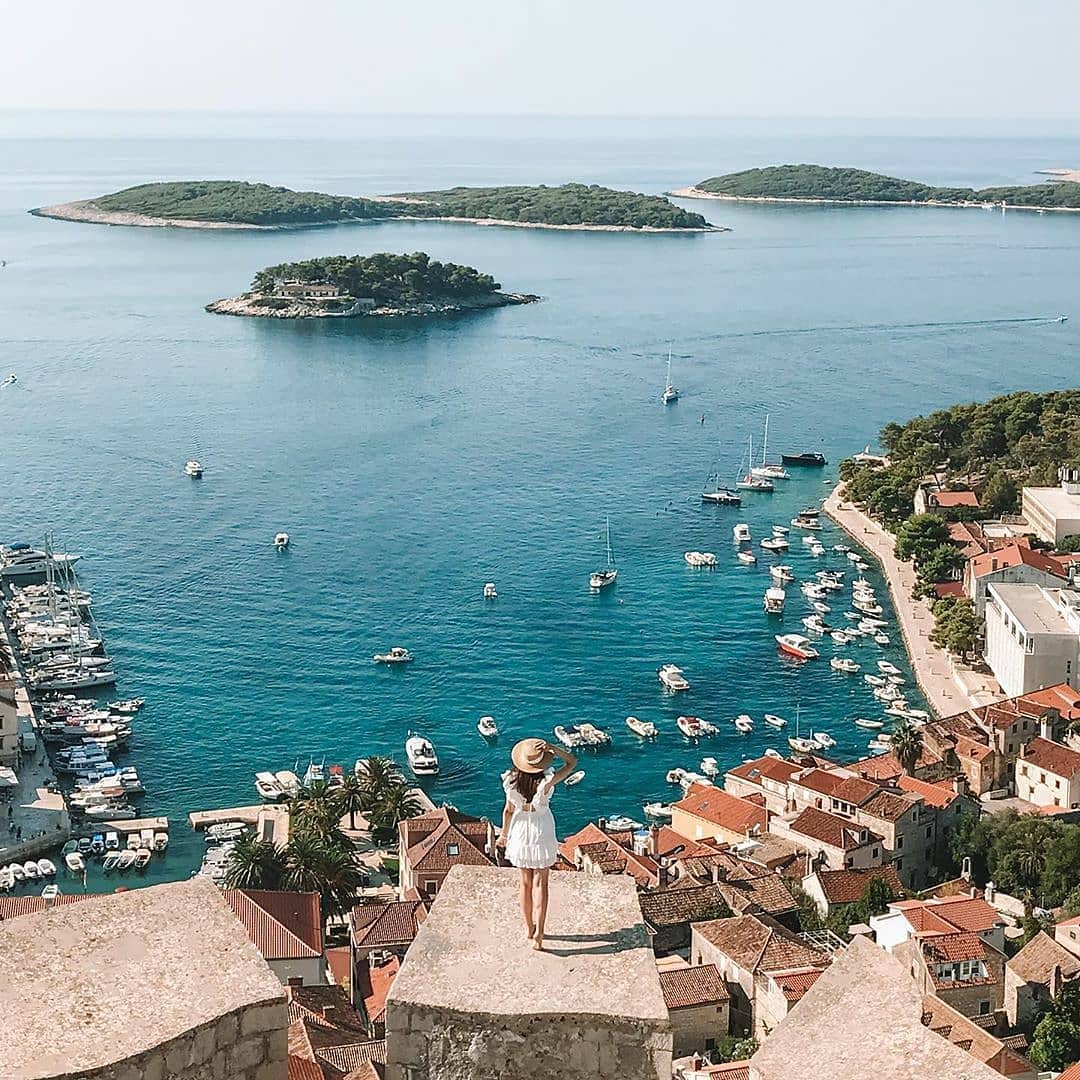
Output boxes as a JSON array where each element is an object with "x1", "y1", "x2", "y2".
[
  {"x1": 1021, "y1": 765, "x2": 1028, "y2": 777},
  {"x1": 845, "y1": 857, "x2": 853, "y2": 868},
  {"x1": 446, "y1": 843, "x2": 459, "y2": 856},
  {"x1": 1040, "y1": 773, "x2": 1046, "y2": 784},
  {"x1": 979, "y1": 1001, "x2": 991, "y2": 1015},
  {"x1": 895, "y1": 858, "x2": 903, "y2": 871},
  {"x1": 872, "y1": 847, "x2": 879, "y2": 858},
  {"x1": 1056, "y1": 779, "x2": 1062, "y2": 789},
  {"x1": 705, "y1": 1038, "x2": 716, "y2": 1051},
  {"x1": 896, "y1": 835, "x2": 904, "y2": 849},
  {"x1": 925, "y1": 825, "x2": 932, "y2": 839}
]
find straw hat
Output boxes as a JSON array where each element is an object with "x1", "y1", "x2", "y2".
[{"x1": 511, "y1": 738, "x2": 554, "y2": 774}]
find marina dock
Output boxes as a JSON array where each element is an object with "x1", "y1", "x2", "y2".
[
  {"x1": 104, "y1": 815, "x2": 169, "y2": 835},
  {"x1": 188, "y1": 805, "x2": 267, "y2": 830}
]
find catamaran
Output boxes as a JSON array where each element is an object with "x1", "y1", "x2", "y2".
[{"x1": 589, "y1": 517, "x2": 618, "y2": 590}]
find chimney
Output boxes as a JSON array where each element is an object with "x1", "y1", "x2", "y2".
[
  {"x1": 287, "y1": 976, "x2": 304, "y2": 987},
  {"x1": 712, "y1": 861, "x2": 721, "y2": 884},
  {"x1": 322, "y1": 1005, "x2": 339, "y2": 1023},
  {"x1": 647, "y1": 824, "x2": 660, "y2": 857},
  {"x1": 952, "y1": 775, "x2": 967, "y2": 797},
  {"x1": 991, "y1": 558, "x2": 998, "y2": 572},
  {"x1": 1040, "y1": 710, "x2": 1058, "y2": 742},
  {"x1": 985, "y1": 880, "x2": 996, "y2": 905},
  {"x1": 969, "y1": 886, "x2": 978, "y2": 899},
  {"x1": 961, "y1": 856, "x2": 972, "y2": 881},
  {"x1": 597, "y1": 817, "x2": 607, "y2": 834}
]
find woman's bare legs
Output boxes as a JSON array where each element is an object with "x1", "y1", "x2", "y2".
[
  {"x1": 532, "y1": 868, "x2": 550, "y2": 950},
  {"x1": 519, "y1": 869, "x2": 536, "y2": 941}
]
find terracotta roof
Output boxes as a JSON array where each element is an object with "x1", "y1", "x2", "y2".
[
  {"x1": 771, "y1": 967, "x2": 824, "y2": 1001},
  {"x1": 560, "y1": 822, "x2": 659, "y2": 886},
  {"x1": 285, "y1": 985, "x2": 367, "y2": 1039},
  {"x1": 658, "y1": 963, "x2": 730, "y2": 1008},
  {"x1": 702, "y1": 1065, "x2": 750, "y2": 1080},
  {"x1": 894, "y1": 901, "x2": 961, "y2": 936},
  {"x1": 693, "y1": 914, "x2": 829, "y2": 976},
  {"x1": 343, "y1": 1066, "x2": 383, "y2": 1080},
  {"x1": 1056, "y1": 1063, "x2": 1080, "y2": 1080},
  {"x1": 671, "y1": 784, "x2": 768, "y2": 837},
  {"x1": 970, "y1": 543, "x2": 1067, "y2": 581},
  {"x1": 920, "y1": 994, "x2": 1033, "y2": 1077},
  {"x1": 922, "y1": 931, "x2": 990, "y2": 964},
  {"x1": 0, "y1": 894, "x2": 89, "y2": 920},
  {"x1": 399, "y1": 807, "x2": 494, "y2": 873},
  {"x1": 859, "y1": 788, "x2": 917, "y2": 823},
  {"x1": 848, "y1": 742, "x2": 945, "y2": 779},
  {"x1": 288, "y1": 1055, "x2": 325, "y2": 1080},
  {"x1": 316, "y1": 1041, "x2": 387, "y2": 1075},
  {"x1": 932, "y1": 581, "x2": 966, "y2": 599},
  {"x1": 926, "y1": 896, "x2": 1005, "y2": 933},
  {"x1": 639, "y1": 883, "x2": 730, "y2": 929},
  {"x1": 949, "y1": 520, "x2": 988, "y2": 558},
  {"x1": 896, "y1": 774, "x2": 960, "y2": 809},
  {"x1": 1059, "y1": 914, "x2": 1080, "y2": 927},
  {"x1": 1007, "y1": 930, "x2": 1080, "y2": 985},
  {"x1": 726, "y1": 755, "x2": 803, "y2": 785},
  {"x1": 791, "y1": 769, "x2": 879, "y2": 806},
  {"x1": 1022, "y1": 737, "x2": 1080, "y2": 779},
  {"x1": 326, "y1": 945, "x2": 351, "y2": 987},
  {"x1": 788, "y1": 806, "x2": 880, "y2": 851},
  {"x1": 223, "y1": 889, "x2": 322, "y2": 959},
  {"x1": 1020, "y1": 682, "x2": 1080, "y2": 721},
  {"x1": 350, "y1": 899, "x2": 427, "y2": 949},
  {"x1": 361, "y1": 955, "x2": 399, "y2": 1027},
  {"x1": 955, "y1": 734, "x2": 994, "y2": 762},
  {"x1": 723, "y1": 872, "x2": 798, "y2": 917},
  {"x1": 814, "y1": 867, "x2": 904, "y2": 905},
  {"x1": 931, "y1": 490, "x2": 979, "y2": 508},
  {"x1": 652, "y1": 825, "x2": 723, "y2": 860}
]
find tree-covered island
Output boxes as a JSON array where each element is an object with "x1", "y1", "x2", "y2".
[
  {"x1": 205, "y1": 251, "x2": 539, "y2": 320},
  {"x1": 32, "y1": 179, "x2": 715, "y2": 231},
  {"x1": 676, "y1": 164, "x2": 1080, "y2": 211}
]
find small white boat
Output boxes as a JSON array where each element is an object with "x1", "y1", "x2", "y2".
[
  {"x1": 275, "y1": 770, "x2": 301, "y2": 797},
  {"x1": 833, "y1": 544, "x2": 850, "y2": 553},
  {"x1": 22, "y1": 861, "x2": 40, "y2": 880},
  {"x1": 874, "y1": 684, "x2": 902, "y2": 702},
  {"x1": 684, "y1": 551, "x2": 717, "y2": 567},
  {"x1": 564, "y1": 770, "x2": 585, "y2": 787},
  {"x1": 483, "y1": 582, "x2": 498, "y2": 599},
  {"x1": 763, "y1": 713, "x2": 787, "y2": 729},
  {"x1": 153, "y1": 832, "x2": 169, "y2": 852},
  {"x1": 776, "y1": 633, "x2": 819, "y2": 659},
  {"x1": 184, "y1": 459, "x2": 203, "y2": 477},
  {"x1": 772, "y1": 525, "x2": 790, "y2": 536},
  {"x1": 666, "y1": 767, "x2": 688, "y2": 785},
  {"x1": 373, "y1": 647, "x2": 414, "y2": 664},
  {"x1": 0, "y1": 867, "x2": 13, "y2": 891},
  {"x1": 135, "y1": 848, "x2": 152, "y2": 870},
  {"x1": 737, "y1": 550, "x2": 757, "y2": 565},
  {"x1": 107, "y1": 698, "x2": 145, "y2": 714},
  {"x1": 626, "y1": 716, "x2": 658, "y2": 738},
  {"x1": 854, "y1": 717, "x2": 885, "y2": 729},
  {"x1": 812, "y1": 601, "x2": 831, "y2": 615},
  {"x1": 254, "y1": 771, "x2": 286, "y2": 802},
  {"x1": 830, "y1": 657, "x2": 860, "y2": 673},
  {"x1": 104, "y1": 832, "x2": 120, "y2": 851},
  {"x1": 658, "y1": 664, "x2": 690, "y2": 692},
  {"x1": 36, "y1": 859, "x2": 56, "y2": 877},
  {"x1": 847, "y1": 551, "x2": 862, "y2": 563},
  {"x1": 677, "y1": 715, "x2": 717, "y2": 738},
  {"x1": 405, "y1": 733, "x2": 439, "y2": 776},
  {"x1": 643, "y1": 802, "x2": 672, "y2": 819},
  {"x1": 554, "y1": 724, "x2": 582, "y2": 748},
  {"x1": 733, "y1": 523, "x2": 752, "y2": 543},
  {"x1": 770, "y1": 564, "x2": 794, "y2": 583},
  {"x1": 864, "y1": 673, "x2": 887, "y2": 687},
  {"x1": 878, "y1": 660, "x2": 901, "y2": 676},
  {"x1": 802, "y1": 615, "x2": 828, "y2": 634},
  {"x1": 874, "y1": 633, "x2": 890, "y2": 645},
  {"x1": 478, "y1": 715, "x2": 499, "y2": 738},
  {"x1": 41, "y1": 884, "x2": 60, "y2": 899},
  {"x1": 606, "y1": 815, "x2": 644, "y2": 832},
  {"x1": 760, "y1": 537, "x2": 789, "y2": 552},
  {"x1": 811, "y1": 731, "x2": 836, "y2": 749},
  {"x1": 734, "y1": 713, "x2": 754, "y2": 733},
  {"x1": 273, "y1": 532, "x2": 290, "y2": 549},
  {"x1": 117, "y1": 849, "x2": 137, "y2": 870},
  {"x1": 789, "y1": 736, "x2": 816, "y2": 753},
  {"x1": 763, "y1": 586, "x2": 786, "y2": 613},
  {"x1": 102, "y1": 851, "x2": 121, "y2": 872},
  {"x1": 830, "y1": 631, "x2": 850, "y2": 645},
  {"x1": 700, "y1": 756, "x2": 719, "y2": 777},
  {"x1": 590, "y1": 517, "x2": 618, "y2": 590},
  {"x1": 763, "y1": 747, "x2": 782, "y2": 759},
  {"x1": 65, "y1": 852, "x2": 85, "y2": 873}
]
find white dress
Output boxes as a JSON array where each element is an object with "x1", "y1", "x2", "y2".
[{"x1": 503, "y1": 769, "x2": 559, "y2": 870}]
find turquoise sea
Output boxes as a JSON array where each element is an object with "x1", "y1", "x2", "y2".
[{"x1": 2, "y1": 114, "x2": 1079, "y2": 889}]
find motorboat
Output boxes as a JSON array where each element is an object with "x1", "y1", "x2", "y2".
[
  {"x1": 772, "y1": 524, "x2": 790, "y2": 536},
  {"x1": 554, "y1": 725, "x2": 583, "y2": 748},
  {"x1": 801, "y1": 582, "x2": 826, "y2": 598},
  {"x1": 126, "y1": 832, "x2": 142, "y2": 849},
  {"x1": 23, "y1": 861, "x2": 40, "y2": 880},
  {"x1": 830, "y1": 657, "x2": 860, "y2": 673},
  {"x1": 886, "y1": 672, "x2": 906, "y2": 686},
  {"x1": 763, "y1": 586, "x2": 786, "y2": 613},
  {"x1": 733, "y1": 523, "x2": 752, "y2": 543},
  {"x1": 878, "y1": 660, "x2": 902, "y2": 676},
  {"x1": 36, "y1": 858, "x2": 56, "y2": 876},
  {"x1": 775, "y1": 634, "x2": 818, "y2": 659},
  {"x1": 830, "y1": 630, "x2": 850, "y2": 645},
  {"x1": 789, "y1": 735, "x2": 816, "y2": 754},
  {"x1": 763, "y1": 747, "x2": 782, "y2": 759},
  {"x1": 760, "y1": 537, "x2": 788, "y2": 552},
  {"x1": 643, "y1": 802, "x2": 672, "y2": 819},
  {"x1": 790, "y1": 515, "x2": 822, "y2": 531},
  {"x1": 483, "y1": 582, "x2": 498, "y2": 599},
  {"x1": 405, "y1": 733, "x2": 439, "y2": 776},
  {"x1": 626, "y1": 716, "x2": 658, "y2": 738},
  {"x1": 658, "y1": 664, "x2": 690, "y2": 692},
  {"x1": 275, "y1": 770, "x2": 301, "y2": 797},
  {"x1": 812, "y1": 601, "x2": 830, "y2": 615},
  {"x1": 135, "y1": 848, "x2": 152, "y2": 870},
  {"x1": 41, "y1": 884, "x2": 60, "y2": 899},
  {"x1": 874, "y1": 684, "x2": 902, "y2": 702},
  {"x1": 769, "y1": 564, "x2": 794, "y2": 583},
  {"x1": 781, "y1": 452, "x2": 827, "y2": 467},
  {"x1": 154, "y1": 832, "x2": 169, "y2": 852},
  {"x1": 108, "y1": 698, "x2": 145, "y2": 714},
  {"x1": 254, "y1": 771, "x2": 286, "y2": 802},
  {"x1": 661, "y1": 351, "x2": 679, "y2": 404},
  {"x1": 700, "y1": 756, "x2": 720, "y2": 778},
  {"x1": 684, "y1": 551, "x2": 717, "y2": 567},
  {"x1": 811, "y1": 731, "x2": 836, "y2": 749},
  {"x1": 737, "y1": 550, "x2": 757, "y2": 565},
  {"x1": 665, "y1": 767, "x2": 688, "y2": 785},
  {"x1": 864, "y1": 673, "x2": 887, "y2": 687},
  {"x1": 564, "y1": 770, "x2": 585, "y2": 786},
  {"x1": 833, "y1": 544, "x2": 851, "y2": 553},
  {"x1": 373, "y1": 647, "x2": 413, "y2": 664},
  {"x1": 185, "y1": 459, "x2": 204, "y2": 477},
  {"x1": 874, "y1": 633, "x2": 890, "y2": 646},
  {"x1": 854, "y1": 717, "x2": 885, "y2": 729},
  {"x1": 10, "y1": 863, "x2": 25, "y2": 882},
  {"x1": 102, "y1": 851, "x2": 121, "y2": 872},
  {"x1": 65, "y1": 852, "x2": 85, "y2": 873},
  {"x1": 801, "y1": 615, "x2": 829, "y2": 634},
  {"x1": 0, "y1": 544, "x2": 82, "y2": 579},
  {"x1": 606, "y1": 815, "x2": 643, "y2": 832},
  {"x1": 763, "y1": 713, "x2": 787, "y2": 729},
  {"x1": 574, "y1": 723, "x2": 611, "y2": 746},
  {"x1": 117, "y1": 849, "x2": 137, "y2": 870},
  {"x1": 677, "y1": 715, "x2": 718, "y2": 738},
  {"x1": 274, "y1": 532, "x2": 290, "y2": 549},
  {"x1": 0, "y1": 867, "x2": 13, "y2": 891},
  {"x1": 478, "y1": 715, "x2": 499, "y2": 738},
  {"x1": 734, "y1": 714, "x2": 754, "y2": 733},
  {"x1": 884, "y1": 701, "x2": 912, "y2": 718}
]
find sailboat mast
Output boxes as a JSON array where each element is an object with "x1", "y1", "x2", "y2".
[
  {"x1": 605, "y1": 516, "x2": 614, "y2": 568},
  {"x1": 762, "y1": 414, "x2": 769, "y2": 466}
]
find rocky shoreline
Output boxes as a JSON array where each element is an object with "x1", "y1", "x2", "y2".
[{"x1": 205, "y1": 291, "x2": 540, "y2": 319}]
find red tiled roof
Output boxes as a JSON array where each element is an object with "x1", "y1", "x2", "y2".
[
  {"x1": 896, "y1": 774, "x2": 959, "y2": 809},
  {"x1": 288, "y1": 1055, "x2": 325, "y2": 1080},
  {"x1": 970, "y1": 543, "x2": 1067, "y2": 581},
  {"x1": 814, "y1": 867, "x2": 904, "y2": 905},
  {"x1": 0, "y1": 894, "x2": 89, "y2": 920},
  {"x1": 326, "y1": 946, "x2": 351, "y2": 987},
  {"x1": 1056, "y1": 1063, "x2": 1080, "y2": 1080},
  {"x1": 860, "y1": 788, "x2": 917, "y2": 823},
  {"x1": 640, "y1": 883, "x2": 731, "y2": 928},
  {"x1": 652, "y1": 825, "x2": 723, "y2": 860},
  {"x1": 316, "y1": 1041, "x2": 387, "y2": 1075},
  {"x1": 658, "y1": 963, "x2": 730, "y2": 1009},
  {"x1": 693, "y1": 914, "x2": 829, "y2": 976},
  {"x1": 362, "y1": 955, "x2": 399, "y2": 1026},
  {"x1": 1022, "y1": 737, "x2": 1080, "y2": 779},
  {"x1": 671, "y1": 784, "x2": 768, "y2": 837},
  {"x1": 932, "y1": 490, "x2": 979, "y2": 508},
  {"x1": 1019, "y1": 683, "x2": 1080, "y2": 721},
  {"x1": 932, "y1": 581, "x2": 966, "y2": 599},
  {"x1": 848, "y1": 743, "x2": 944, "y2": 780},
  {"x1": 350, "y1": 899, "x2": 427, "y2": 950},
  {"x1": 955, "y1": 735, "x2": 993, "y2": 762},
  {"x1": 927, "y1": 896, "x2": 1005, "y2": 933},
  {"x1": 948, "y1": 520, "x2": 987, "y2": 558},
  {"x1": 1007, "y1": 930, "x2": 1080, "y2": 985},
  {"x1": 702, "y1": 1064, "x2": 751, "y2": 1080},
  {"x1": 772, "y1": 967, "x2": 824, "y2": 1001},
  {"x1": 560, "y1": 822, "x2": 659, "y2": 886},
  {"x1": 791, "y1": 769, "x2": 879, "y2": 806},
  {"x1": 223, "y1": 889, "x2": 322, "y2": 959},
  {"x1": 1059, "y1": 914, "x2": 1080, "y2": 927},
  {"x1": 726, "y1": 755, "x2": 803, "y2": 785},
  {"x1": 400, "y1": 808, "x2": 494, "y2": 873},
  {"x1": 788, "y1": 806, "x2": 880, "y2": 851},
  {"x1": 922, "y1": 931, "x2": 988, "y2": 963}
]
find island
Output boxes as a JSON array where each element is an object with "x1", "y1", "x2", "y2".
[
  {"x1": 205, "y1": 251, "x2": 539, "y2": 319},
  {"x1": 31, "y1": 179, "x2": 715, "y2": 232},
  {"x1": 672, "y1": 164, "x2": 1080, "y2": 212}
]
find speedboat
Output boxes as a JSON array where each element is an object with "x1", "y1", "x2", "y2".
[
  {"x1": 554, "y1": 725, "x2": 583, "y2": 748},
  {"x1": 854, "y1": 717, "x2": 885, "y2": 729},
  {"x1": 0, "y1": 545, "x2": 82, "y2": 579},
  {"x1": 812, "y1": 601, "x2": 830, "y2": 615},
  {"x1": 373, "y1": 647, "x2": 413, "y2": 664},
  {"x1": 153, "y1": 832, "x2": 168, "y2": 852},
  {"x1": 760, "y1": 537, "x2": 788, "y2": 552},
  {"x1": 811, "y1": 731, "x2": 836, "y2": 749},
  {"x1": 273, "y1": 532, "x2": 290, "y2": 549},
  {"x1": 830, "y1": 630, "x2": 850, "y2": 645},
  {"x1": 135, "y1": 848, "x2": 152, "y2": 870},
  {"x1": 833, "y1": 544, "x2": 850, "y2": 553},
  {"x1": 769, "y1": 564, "x2": 794, "y2": 583},
  {"x1": 10, "y1": 863, "x2": 25, "y2": 882},
  {"x1": 483, "y1": 582, "x2": 498, "y2": 599},
  {"x1": 665, "y1": 767, "x2": 688, "y2": 785},
  {"x1": 107, "y1": 698, "x2": 145, "y2": 714},
  {"x1": 789, "y1": 735, "x2": 816, "y2": 754},
  {"x1": 275, "y1": 770, "x2": 301, "y2": 797},
  {"x1": 574, "y1": 723, "x2": 611, "y2": 746},
  {"x1": 886, "y1": 673, "x2": 906, "y2": 686},
  {"x1": 874, "y1": 633, "x2": 890, "y2": 646},
  {"x1": 184, "y1": 459, "x2": 203, "y2": 477},
  {"x1": 117, "y1": 849, "x2": 137, "y2": 870},
  {"x1": 874, "y1": 684, "x2": 902, "y2": 702},
  {"x1": 0, "y1": 867, "x2": 13, "y2": 891},
  {"x1": 658, "y1": 664, "x2": 690, "y2": 691},
  {"x1": 734, "y1": 714, "x2": 754, "y2": 733},
  {"x1": 405, "y1": 733, "x2": 439, "y2": 776},
  {"x1": 606, "y1": 815, "x2": 643, "y2": 832},
  {"x1": 763, "y1": 586, "x2": 786, "y2": 613},
  {"x1": 781, "y1": 452, "x2": 827, "y2": 467},
  {"x1": 763, "y1": 747, "x2": 782, "y2": 759},
  {"x1": 830, "y1": 657, "x2": 860, "y2": 673},
  {"x1": 626, "y1": 716, "x2": 658, "y2": 738},
  {"x1": 864, "y1": 673, "x2": 887, "y2": 687},
  {"x1": 564, "y1": 770, "x2": 585, "y2": 786},
  {"x1": 790, "y1": 515, "x2": 822, "y2": 531},
  {"x1": 878, "y1": 660, "x2": 901, "y2": 676},
  {"x1": 700, "y1": 756, "x2": 719, "y2": 777},
  {"x1": 41, "y1": 884, "x2": 59, "y2": 899},
  {"x1": 677, "y1": 715, "x2": 717, "y2": 738},
  {"x1": 772, "y1": 524, "x2": 790, "y2": 536},
  {"x1": 102, "y1": 851, "x2": 121, "y2": 872},
  {"x1": 65, "y1": 852, "x2": 85, "y2": 873},
  {"x1": 763, "y1": 713, "x2": 787, "y2": 729},
  {"x1": 775, "y1": 634, "x2": 818, "y2": 659},
  {"x1": 733, "y1": 524, "x2": 752, "y2": 543},
  {"x1": 23, "y1": 861, "x2": 40, "y2": 880},
  {"x1": 737, "y1": 550, "x2": 757, "y2": 565},
  {"x1": 801, "y1": 615, "x2": 829, "y2": 634},
  {"x1": 36, "y1": 858, "x2": 56, "y2": 876},
  {"x1": 643, "y1": 802, "x2": 672, "y2": 819},
  {"x1": 684, "y1": 551, "x2": 717, "y2": 567},
  {"x1": 478, "y1": 715, "x2": 499, "y2": 738},
  {"x1": 254, "y1": 771, "x2": 286, "y2": 802}
]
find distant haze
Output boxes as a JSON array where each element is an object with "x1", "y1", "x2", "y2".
[{"x1": 3, "y1": 0, "x2": 1079, "y2": 121}]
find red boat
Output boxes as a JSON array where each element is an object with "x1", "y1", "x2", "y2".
[{"x1": 774, "y1": 634, "x2": 819, "y2": 660}]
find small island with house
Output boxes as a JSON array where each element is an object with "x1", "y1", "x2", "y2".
[
  {"x1": 205, "y1": 251, "x2": 539, "y2": 320},
  {"x1": 31, "y1": 179, "x2": 717, "y2": 232}
]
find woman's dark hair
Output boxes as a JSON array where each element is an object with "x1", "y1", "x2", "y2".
[{"x1": 512, "y1": 768, "x2": 544, "y2": 802}]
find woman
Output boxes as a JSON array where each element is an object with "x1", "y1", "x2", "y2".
[{"x1": 498, "y1": 737, "x2": 577, "y2": 950}]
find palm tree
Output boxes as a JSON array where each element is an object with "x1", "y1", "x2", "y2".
[
  {"x1": 282, "y1": 833, "x2": 367, "y2": 922},
  {"x1": 890, "y1": 720, "x2": 924, "y2": 777},
  {"x1": 223, "y1": 835, "x2": 287, "y2": 890},
  {"x1": 368, "y1": 783, "x2": 425, "y2": 841},
  {"x1": 291, "y1": 780, "x2": 343, "y2": 841},
  {"x1": 1012, "y1": 840, "x2": 1047, "y2": 910},
  {"x1": 356, "y1": 755, "x2": 404, "y2": 809},
  {"x1": 333, "y1": 773, "x2": 367, "y2": 831}
]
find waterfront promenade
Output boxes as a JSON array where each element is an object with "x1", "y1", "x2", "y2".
[{"x1": 824, "y1": 484, "x2": 1001, "y2": 718}]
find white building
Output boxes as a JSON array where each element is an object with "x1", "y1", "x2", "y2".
[
  {"x1": 1022, "y1": 467, "x2": 1080, "y2": 547},
  {"x1": 984, "y1": 583, "x2": 1080, "y2": 697},
  {"x1": 1015, "y1": 736, "x2": 1080, "y2": 810}
]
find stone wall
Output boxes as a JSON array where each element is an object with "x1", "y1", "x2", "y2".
[
  {"x1": 668, "y1": 1002, "x2": 730, "y2": 1058},
  {"x1": 53, "y1": 1002, "x2": 288, "y2": 1080}
]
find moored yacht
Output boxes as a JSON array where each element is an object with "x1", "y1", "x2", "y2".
[
  {"x1": 477, "y1": 715, "x2": 499, "y2": 738},
  {"x1": 763, "y1": 586, "x2": 786, "y2": 613},
  {"x1": 763, "y1": 713, "x2": 787, "y2": 729},
  {"x1": 830, "y1": 657, "x2": 860, "y2": 673},
  {"x1": 658, "y1": 664, "x2": 690, "y2": 691},
  {"x1": 184, "y1": 460, "x2": 203, "y2": 478},
  {"x1": 405, "y1": 733, "x2": 439, "y2": 776},
  {"x1": 254, "y1": 771, "x2": 286, "y2": 802},
  {"x1": 733, "y1": 523, "x2": 751, "y2": 543},
  {"x1": 734, "y1": 713, "x2": 754, "y2": 733},
  {"x1": 626, "y1": 716, "x2": 658, "y2": 738},
  {"x1": 775, "y1": 633, "x2": 819, "y2": 659},
  {"x1": 760, "y1": 537, "x2": 788, "y2": 552},
  {"x1": 781, "y1": 452, "x2": 827, "y2": 467},
  {"x1": 373, "y1": 646, "x2": 413, "y2": 664},
  {"x1": 589, "y1": 517, "x2": 618, "y2": 590},
  {"x1": 738, "y1": 550, "x2": 757, "y2": 565},
  {"x1": 661, "y1": 350, "x2": 679, "y2": 404},
  {"x1": 677, "y1": 715, "x2": 717, "y2": 738}
]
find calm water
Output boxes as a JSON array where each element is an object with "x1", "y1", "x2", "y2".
[{"x1": 2, "y1": 116, "x2": 1079, "y2": 887}]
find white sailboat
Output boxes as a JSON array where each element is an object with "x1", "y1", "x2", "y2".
[
  {"x1": 788, "y1": 706, "x2": 816, "y2": 754},
  {"x1": 589, "y1": 517, "x2": 618, "y2": 590},
  {"x1": 751, "y1": 414, "x2": 790, "y2": 480},
  {"x1": 662, "y1": 349, "x2": 679, "y2": 404},
  {"x1": 736, "y1": 432, "x2": 774, "y2": 491}
]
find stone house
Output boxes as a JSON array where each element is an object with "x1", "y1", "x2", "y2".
[
  {"x1": 397, "y1": 806, "x2": 496, "y2": 901},
  {"x1": 799, "y1": 866, "x2": 905, "y2": 919},
  {"x1": 752, "y1": 966, "x2": 826, "y2": 1040},
  {"x1": 669, "y1": 783, "x2": 769, "y2": 846},
  {"x1": 1057, "y1": 913, "x2": 1080, "y2": 958},
  {"x1": 1015, "y1": 736, "x2": 1080, "y2": 809},
  {"x1": 640, "y1": 882, "x2": 732, "y2": 956},
  {"x1": 965, "y1": 543, "x2": 1069, "y2": 616},
  {"x1": 348, "y1": 897, "x2": 427, "y2": 1022},
  {"x1": 222, "y1": 888, "x2": 326, "y2": 987},
  {"x1": 0, "y1": 675, "x2": 20, "y2": 765},
  {"x1": 1004, "y1": 929, "x2": 1080, "y2": 1026},
  {"x1": 870, "y1": 895, "x2": 1007, "y2": 955},
  {"x1": 560, "y1": 820, "x2": 662, "y2": 887},
  {"x1": 675, "y1": 850, "x2": 798, "y2": 928},
  {"x1": 769, "y1": 805, "x2": 885, "y2": 873},
  {"x1": 657, "y1": 959, "x2": 731, "y2": 1057},
  {"x1": 274, "y1": 280, "x2": 345, "y2": 299},
  {"x1": 284, "y1": 981, "x2": 388, "y2": 1076},
  {"x1": 690, "y1": 913, "x2": 829, "y2": 1038},
  {"x1": 914, "y1": 484, "x2": 980, "y2": 517},
  {"x1": 723, "y1": 755, "x2": 803, "y2": 815},
  {"x1": 895, "y1": 930, "x2": 1006, "y2": 1019}
]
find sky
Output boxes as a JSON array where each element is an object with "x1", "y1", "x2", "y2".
[{"x1": 2, "y1": 0, "x2": 1078, "y2": 120}]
